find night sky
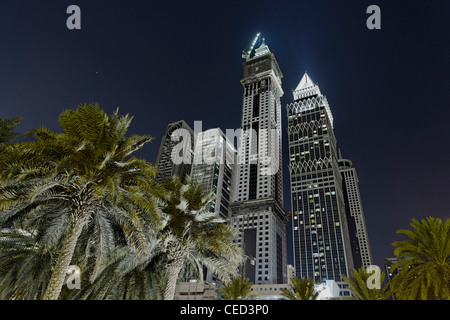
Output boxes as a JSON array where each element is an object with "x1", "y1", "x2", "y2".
[{"x1": 1, "y1": 1, "x2": 449, "y2": 270}]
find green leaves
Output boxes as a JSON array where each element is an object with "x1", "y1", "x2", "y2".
[
  {"x1": 0, "y1": 104, "x2": 245, "y2": 300},
  {"x1": 341, "y1": 267, "x2": 389, "y2": 300},
  {"x1": 218, "y1": 277, "x2": 255, "y2": 300},
  {"x1": 157, "y1": 176, "x2": 244, "y2": 299},
  {"x1": 391, "y1": 217, "x2": 450, "y2": 300},
  {"x1": 0, "y1": 228, "x2": 53, "y2": 300},
  {"x1": 0, "y1": 103, "x2": 160, "y2": 300},
  {"x1": 0, "y1": 117, "x2": 22, "y2": 146},
  {"x1": 281, "y1": 276, "x2": 319, "y2": 300},
  {"x1": 341, "y1": 217, "x2": 449, "y2": 300}
]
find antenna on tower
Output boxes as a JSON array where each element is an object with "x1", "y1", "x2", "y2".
[{"x1": 242, "y1": 32, "x2": 262, "y2": 60}]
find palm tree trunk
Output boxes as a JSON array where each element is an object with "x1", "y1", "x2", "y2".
[
  {"x1": 43, "y1": 218, "x2": 87, "y2": 300},
  {"x1": 163, "y1": 260, "x2": 183, "y2": 300}
]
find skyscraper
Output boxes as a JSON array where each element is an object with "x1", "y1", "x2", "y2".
[
  {"x1": 287, "y1": 72, "x2": 354, "y2": 295},
  {"x1": 189, "y1": 128, "x2": 237, "y2": 284},
  {"x1": 190, "y1": 128, "x2": 237, "y2": 220},
  {"x1": 155, "y1": 120, "x2": 194, "y2": 183},
  {"x1": 230, "y1": 37, "x2": 288, "y2": 285},
  {"x1": 338, "y1": 155, "x2": 373, "y2": 269}
]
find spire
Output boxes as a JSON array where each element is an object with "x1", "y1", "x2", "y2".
[
  {"x1": 295, "y1": 72, "x2": 315, "y2": 91},
  {"x1": 254, "y1": 38, "x2": 270, "y2": 57},
  {"x1": 293, "y1": 71, "x2": 322, "y2": 101}
]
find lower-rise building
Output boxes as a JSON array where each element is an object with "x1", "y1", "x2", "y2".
[{"x1": 176, "y1": 281, "x2": 217, "y2": 300}]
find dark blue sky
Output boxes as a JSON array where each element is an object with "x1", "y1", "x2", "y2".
[{"x1": 1, "y1": 0, "x2": 449, "y2": 269}]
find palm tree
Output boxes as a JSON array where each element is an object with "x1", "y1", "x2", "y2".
[
  {"x1": 0, "y1": 228, "x2": 53, "y2": 299},
  {"x1": 158, "y1": 176, "x2": 244, "y2": 300},
  {"x1": 390, "y1": 217, "x2": 450, "y2": 300},
  {"x1": 0, "y1": 116, "x2": 21, "y2": 146},
  {"x1": 341, "y1": 267, "x2": 390, "y2": 300},
  {"x1": 281, "y1": 276, "x2": 319, "y2": 300},
  {"x1": 217, "y1": 277, "x2": 255, "y2": 300},
  {"x1": 0, "y1": 103, "x2": 160, "y2": 300},
  {"x1": 0, "y1": 116, "x2": 22, "y2": 195},
  {"x1": 64, "y1": 226, "x2": 167, "y2": 300},
  {"x1": 72, "y1": 175, "x2": 244, "y2": 300}
]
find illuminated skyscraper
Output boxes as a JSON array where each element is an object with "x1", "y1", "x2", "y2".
[
  {"x1": 189, "y1": 128, "x2": 237, "y2": 284},
  {"x1": 230, "y1": 36, "x2": 288, "y2": 285},
  {"x1": 338, "y1": 154, "x2": 372, "y2": 269},
  {"x1": 190, "y1": 128, "x2": 236, "y2": 220},
  {"x1": 287, "y1": 73, "x2": 354, "y2": 295}
]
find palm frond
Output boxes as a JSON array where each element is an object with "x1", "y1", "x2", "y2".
[{"x1": 391, "y1": 217, "x2": 450, "y2": 300}]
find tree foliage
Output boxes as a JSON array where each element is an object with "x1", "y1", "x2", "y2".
[
  {"x1": 0, "y1": 117, "x2": 22, "y2": 146},
  {"x1": 158, "y1": 176, "x2": 244, "y2": 300},
  {"x1": 281, "y1": 276, "x2": 319, "y2": 300},
  {"x1": 391, "y1": 217, "x2": 450, "y2": 300},
  {"x1": 0, "y1": 103, "x2": 159, "y2": 299},
  {"x1": 217, "y1": 277, "x2": 255, "y2": 300},
  {"x1": 3, "y1": 105, "x2": 447, "y2": 301},
  {"x1": 341, "y1": 267, "x2": 390, "y2": 300}
]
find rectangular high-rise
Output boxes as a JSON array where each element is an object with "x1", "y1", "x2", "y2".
[
  {"x1": 191, "y1": 128, "x2": 237, "y2": 220},
  {"x1": 287, "y1": 73, "x2": 354, "y2": 295},
  {"x1": 230, "y1": 38, "x2": 288, "y2": 285},
  {"x1": 190, "y1": 127, "x2": 237, "y2": 284},
  {"x1": 338, "y1": 155, "x2": 372, "y2": 269}
]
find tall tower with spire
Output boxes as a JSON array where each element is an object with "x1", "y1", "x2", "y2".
[
  {"x1": 287, "y1": 73, "x2": 354, "y2": 296},
  {"x1": 230, "y1": 36, "x2": 288, "y2": 285}
]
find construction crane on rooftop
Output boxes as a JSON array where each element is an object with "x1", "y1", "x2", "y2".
[{"x1": 242, "y1": 32, "x2": 262, "y2": 60}]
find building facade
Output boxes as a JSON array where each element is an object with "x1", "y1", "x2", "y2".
[
  {"x1": 338, "y1": 155, "x2": 372, "y2": 269},
  {"x1": 190, "y1": 128, "x2": 237, "y2": 220},
  {"x1": 384, "y1": 257, "x2": 399, "y2": 300},
  {"x1": 287, "y1": 73, "x2": 354, "y2": 295},
  {"x1": 230, "y1": 39, "x2": 288, "y2": 285},
  {"x1": 155, "y1": 120, "x2": 194, "y2": 183},
  {"x1": 176, "y1": 281, "x2": 217, "y2": 300}
]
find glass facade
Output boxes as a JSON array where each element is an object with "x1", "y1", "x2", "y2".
[
  {"x1": 190, "y1": 128, "x2": 236, "y2": 220},
  {"x1": 287, "y1": 74, "x2": 354, "y2": 295}
]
